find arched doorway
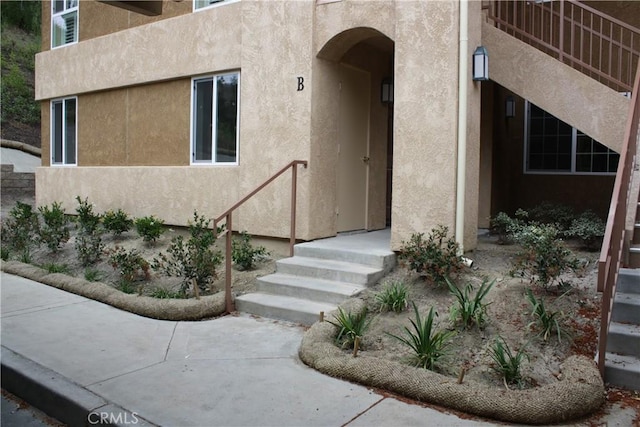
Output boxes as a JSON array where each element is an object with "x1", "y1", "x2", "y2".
[{"x1": 317, "y1": 28, "x2": 395, "y2": 233}]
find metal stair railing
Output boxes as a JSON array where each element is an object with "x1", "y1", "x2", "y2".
[
  {"x1": 486, "y1": 0, "x2": 640, "y2": 92},
  {"x1": 596, "y1": 63, "x2": 640, "y2": 377},
  {"x1": 213, "y1": 160, "x2": 308, "y2": 314}
]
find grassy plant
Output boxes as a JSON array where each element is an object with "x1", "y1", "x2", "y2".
[
  {"x1": 386, "y1": 302, "x2": 455, "y2": 370},
  {"x1": 326, "y1": 307, "x2": 372, "y2": 349},
  {"x1": 108, "y1": 246, "x2": 150, "y2": 282},
  {"x1": 1, "y1": 201, "x2": 39, "y2": 257},
  {"x1": 231, "y1": 231, "x2": 268, "y2": 270},
  {"x1": 150, "y1": 288, "x2": 185, "y2": 299},
  {"x1": 38, "y1": 201, "x2": 70, "y2": 252},
  {"x1": 525, "y1": 288, "x2": 567, "y2": 343},
  {"x1": 488, "y1": 336, "x2": 529, "y2": 388},
  {"x1": 375, "y1": 281, "x2": 409, "y2": 313},
  {"x1": 19, "y1": 250, "x2": 31, "y2": 264},
  {"x1": 1, "y1": 247, "x2": 9, "y2": 261},
  {"x1": 103, "y1": 208, "x2": 133, "y2": 237},
  {"x1": 447, "y1": 278, "x2": 494, "y2": 329},
  {"x1": 399, "y1": 226, "x2": 463, "y2": 285},
  {"x1": 84, "y1": 268, "x2": 104, "y2": 282},
  {"x1": 134, "y1": 215, "x2": 165, "y2": 244},
  {"x1": 511, "y1": 223, "x2": 578, "y2": 289},
  {"x1": 41, "y1": 262, "x2": 71, "y2": 274},
  {"x1": 152, "y1": 211, "x2": 222, "y2": 294},
  {"x1": 115, "y1": 279, "x2": 137, "y2": 294}
]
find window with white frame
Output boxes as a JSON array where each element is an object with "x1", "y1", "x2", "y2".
[
  {"x1": 51, "y1": 0, "x2": 78, "y2": 48},
  {"x1": 525, "y1": 101, "x2": 619, "y2": 174},
  {"x1": 51, "y1": 98, "x2": 77, "y2": 166},
  {"x1": 191, "y1": 73, "x2": 239, "y2": 164},
  {"x1": 194, "y1": 0, "x2": 237, "y2": 11}
]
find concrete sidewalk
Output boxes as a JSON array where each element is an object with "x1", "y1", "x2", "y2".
[{"x1": 1, "y1": 272, "x2": 493, "y2": 427}]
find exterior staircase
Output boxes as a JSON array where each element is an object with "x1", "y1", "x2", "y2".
[{"x1": 236, "y1": 230, "x2": 396, "y2": 325}]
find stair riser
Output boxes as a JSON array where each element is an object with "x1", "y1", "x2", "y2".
[
  {"x1": 618, "y1": 270, "x2": 640, "y2": 294},
  {"x1": 611, "y1": 301, "x2": 640, "y2": 324},
  {"x1": 606, "y1": 332, "x2": 640, "y2": 357},
  {"x1": 633, "y1": 228, "x2": 640, "y2": 245},
  {"x1": 275, "y1": 262, "x2": 383, "y2": 286},
  {"x1": 293, "y1": 246, "x2": 395, "y2": 271},
  {"x1": 629, "y1": 252, "x2": 640, "y2": 269},
  {"x1": 257, "y1": 279, "x2": 362, "y2": 305},
  {"x1": 604, "y1": 363, "x2": 640, "y2": 390},
  {"x1": 235, "y1": 298, "x2": 327, "y2": 326}
]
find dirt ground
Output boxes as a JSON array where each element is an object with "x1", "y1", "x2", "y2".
[{"x1": 2, "y1": 193, "x2": 640, "y2": 424}]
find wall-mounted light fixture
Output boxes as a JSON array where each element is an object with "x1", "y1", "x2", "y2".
[
  {"x1": 472, "y1": 46, "x2": 489, "y2": 81},
  {"x1": 505, "y1": 96, "x2": 515, "y2": 118},
  {"x1": 381, "y1": 77, "x2": 393, "y2": 103}
]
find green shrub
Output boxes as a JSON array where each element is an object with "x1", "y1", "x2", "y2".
[
  {"x1": 326, "y1": 307, "x2": 372, "y2": 350},
  {"x1": 446, "y1": 278, "x2": 494, "y2": 329},
  {"x1": 375, "y1": 280, "x2": 409, "y2": 313},
  {"x1": 566, "y1": 210, "x2": 605, "y2": 251},
  {"x1": 41, "y1": 262, "x2": 71, "y2": 274},
  {"x1": 84, "y1": 268, "x2": 104, "y2": 282},
  {"x1": 115, "y1": 279, "x2": 138, "y2": 294},
  {"x1": 1, "y1": 201, "x2": 39, "y2": 259},
  {"x1": 231, "y1": 231, "x2": 268, "y2": 270},
  {"x1": 150, "y1": 288, "x2": 185, "y2": 299},
  {"x1": 525, "y1": 288, "x2": 567, "y2": 343},
  {"x1": 75, "y1": 196, "x2": 102, "y2": 234},
  {"x1": 399, "y1": 226, "x2": 463, "y2": 285},
  {"x1": 134, "y1": 215, "x2": 165, "y2": 244},
  {"x1": 386, "y1": 303, "x2": 455, "y2": 370},
  {"x1": 511, "y1": 223, "x2": 578, "y2": 289},
  {"x1": 488, "y1": 337, "x2": 529, "y2": 388},
  {"x1": 490, "y1": 212, "x2": 523, "y2": 244},
  {"x1": 103, "y1": 209, "x2": 133, "y2": 237},
  {"x1": 527, "y1": 202, "x2": 575, "y2": 232},
  {"x1": 38, "y1": 201, "x2": 70, "y2": 252},
  {"x1": 108, "y1": 246, "x2": 150, "y2": 283},
  {"x1": 74, "y1": 197, "x2": 105, "y2": 266},
  {"x1": 152, "y1": 211, "x2": 222, "y2": 294}
]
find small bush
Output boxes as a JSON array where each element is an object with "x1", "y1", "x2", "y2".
[
  {"x1": 566, "y1": 210, "x2": 605, "y2": 251},
  {"x1": 1, "y1": 201, "x2": 39, "y2": 257},
  {"x1": 75, "y1": 196, "x2": 102, "y2": 234},
  {"x1": 525, "y1": 288, "x2": 567, "y2": 343},
  {"x1": 103, "y1": 209, "x2": 133, "y2": 237},
  {"x1": 135, "y1": 215, "x2": 165, "y2": 244},
  {"x1": 386, "y1": 303, "x2": 455, "y2": 370},
  {"x1": 490, "y1": 212, "x2": 523, "y2": 244},
  {"x1": 108, "y1": 246, "x2": 150, "y2": 283},
  {"x1": 231, "y1": 231, "x2": 268, "y2": 270},
  {"x1": 488, "y1": 337, "x2": 529, "y2": 388},
  {"x1": 399, "y1": 226, "x2": 463, "y2": 285},
  {"x1": 84, "y1": 268, "x2": 104, "y2": 282},
  {"x1": 152, "y1": 211, "x2": 222, "y2": 294},
  {"x1": 527, "y1": 202, "x2": 575, "y2": 232},
  {"x1": 75, "y1": 231, "x2": 105, "y2": 266},
  {"x1": 38, "y1": 201, "x2": 70, "y2": 252},
  {"x1": 326, "y1": 307, "x2": 372, "y2": 350},
  {"x1": 446, "y1": 278, "x2": 494, "y2": 329},
  {"x1": 375, "y1": 281, "x2": 409, "y2": 313},
  {"x1": 510, "y1": 223, "x2": 578, "y2": 289}
]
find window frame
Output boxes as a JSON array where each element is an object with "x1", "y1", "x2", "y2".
[
  {"x1": 190, "y1": 72, "x2": 241, "y2": 166},
  {"x1": 193, "y1": 0, "x2": 240, "y2": 12},
  {"x1": 523, "y1": 101, "x2": 618, "y2": 176},
  {"x1": 51, "y1": 0, "x2": 79, "y2": 49},
  {"x1": 50, "y1": 97, "x2": 78, "y2": 167}
]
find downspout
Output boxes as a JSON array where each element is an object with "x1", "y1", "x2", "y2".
[{"x1": 456, "y1": 0, "x2": 469, "y2": 254}]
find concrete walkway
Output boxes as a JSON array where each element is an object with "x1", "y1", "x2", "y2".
[{"x1": 1, "y1": 272, "x2": 493, "y2": 427}]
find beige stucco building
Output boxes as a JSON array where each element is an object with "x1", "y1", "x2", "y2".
[{"x1": 35, "y1": 0, "x2": 639, "y2": 252}]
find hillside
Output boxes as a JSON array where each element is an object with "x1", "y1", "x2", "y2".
[{"x1": 1, "y1": 23, "x2": 41, "y2": 148}]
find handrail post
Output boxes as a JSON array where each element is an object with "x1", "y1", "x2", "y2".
[
  {"x1": 559, "y1": 0, "x2": 565, "y2": 62},
  {"x1": 225, "y1": 213, "x2": 234, "y2": 313},
  {"x1": 290, "y1": 163, "x2": 299, "y2": 257}
]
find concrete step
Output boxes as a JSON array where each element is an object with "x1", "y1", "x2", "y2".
[
  {"x1": 276, "y1": 256, "x2": 384, "y2": 286},
  {"x1": 257, "y1": 274, "x2": 365, "y2": 305},
  {"x1": 611, "y1": 292, "x2": 640, "y2": 324},
  {"x1": 235, "y1": 293, "x2": 335, "y2": 326},
  {"x1": 294, "y1": 239, "x2": 395, "y2": 271},
  {"x1": 633, "y1": 224, "x2": 640, "y2": 244},
  {"x1": 604, "y1": 352, "x2": 640, "y2": 390},
  {"x1": 606, "y1": 321, "x2": 640, "y2": 357},
  {"x1": 618, "y1": 268, "x2": 640, "y2": 294}
]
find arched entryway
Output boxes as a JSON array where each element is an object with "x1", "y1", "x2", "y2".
[{"x1": 317, "y1": 27, "x2": 395, "y2": 233}]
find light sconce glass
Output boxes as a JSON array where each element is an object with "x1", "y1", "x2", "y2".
[
  {"x1": 472, "y1": 46, "x2": 489, "y2": 81},
  {"x1": 381, "y1": 77, "x2": 394, "y2": 103},
  {"x1": 505, "y1": 96, "x2": 515, "y2": 118}
]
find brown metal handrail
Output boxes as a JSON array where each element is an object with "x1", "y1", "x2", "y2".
[
  {"x1": 213, "y1": 160, "x2": 308, "y2": 314},
  {"x1": 596, "y1": 63, "x2": 640, "y2": 377},
  {"x1": 487, "y1": 0, "x2": 640, "y2": 92}
]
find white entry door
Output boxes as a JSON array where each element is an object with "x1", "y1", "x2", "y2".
[{"x1": 337, "y1": 64, "x2": 370, "y2": 233}]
